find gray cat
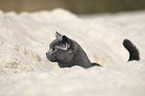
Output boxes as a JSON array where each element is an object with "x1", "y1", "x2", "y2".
[{"x1": 46, "y1": 32, "x2": 140, "y2": 68}]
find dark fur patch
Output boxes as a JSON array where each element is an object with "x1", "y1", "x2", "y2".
[{"x1": 123, "y1": 39, "x2": 140, "y2": 61}]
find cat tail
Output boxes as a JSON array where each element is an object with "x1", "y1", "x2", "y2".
[
  {"x1": 123, "y1": 39, "x2": 140, "y2": 61},
  {"x1": 92, "y1": 63, "x2": 102, "y2": 67}
]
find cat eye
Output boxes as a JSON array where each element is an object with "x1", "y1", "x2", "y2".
[
  {"x1": 53, "y1": 48, "x2": 57, "y2": 52},
  {"x1": 57, "y1": 45, "x2": 68, "y2": 50},
  {"x1": 53, "y1": 43, "x2": 70, "y2": 51},
  {"x1": 61, "y1": 44, "x2": 66, "y2": 48}
]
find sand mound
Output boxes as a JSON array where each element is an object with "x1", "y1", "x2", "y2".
[{"x1": 0, "y1": 9, "x2": 145, "y2": 96}]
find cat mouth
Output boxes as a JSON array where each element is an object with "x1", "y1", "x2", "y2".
[
  {"x1": 46, "y1": 54, "x2": 56, "y2": 62},
  {"x1": 46, "y1": 56, "x2": 56, "y2": 62}
]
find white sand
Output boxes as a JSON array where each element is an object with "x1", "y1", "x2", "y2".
[{"x1": 0, "y1": 9, "x2": 145, "y2": 96}]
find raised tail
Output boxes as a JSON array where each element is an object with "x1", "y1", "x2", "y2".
[{"x1": 123, "y1": 39, "x2": 140, "y2": 61}]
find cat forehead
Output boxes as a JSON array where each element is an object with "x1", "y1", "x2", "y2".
[{"x1": 50, "y1": 38, "x2": 62, "y2": 47}]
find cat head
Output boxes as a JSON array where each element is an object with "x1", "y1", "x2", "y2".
[{"x1": 46, "y1": 32, "x2": 74, "y2": 64}]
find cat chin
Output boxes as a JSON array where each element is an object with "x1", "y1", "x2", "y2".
[
  {"x1": 48, "y1": 59, "x2": 56, "y2": 62},
  {"x1": 48, "y1": 59, "x2": 57, "y2": 62},
  {"x1": 58, "y1": 63, "x2": 74, "y2": 68},
  {"x1": 46, "y1": 57, "x2": 57, "y2": 62}
]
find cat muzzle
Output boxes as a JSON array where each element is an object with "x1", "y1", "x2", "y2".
[
  {"x1": 46, "y1": 49, "x2": 57, "y2": 62},
  {"x1": 46, "y1": 49, "x2": 54, "y2": 56}
]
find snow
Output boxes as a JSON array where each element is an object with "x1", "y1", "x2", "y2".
[{"x1": 0, "y1": 8, "x2": 145, "y2": 96}]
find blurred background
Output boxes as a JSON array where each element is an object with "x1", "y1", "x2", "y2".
[{"x1": 0, "y1": 0, "x2": 145, "y2": 14}]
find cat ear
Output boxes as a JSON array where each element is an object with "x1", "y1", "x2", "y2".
[
  {"x1": 56, "y1": 31, "x2": 62, "y2": 38},
  {"x1": 62, "y1": 35, "x2": 71, "y2": 45}
]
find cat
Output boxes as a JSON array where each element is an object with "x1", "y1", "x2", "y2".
[{"x1": 46, "y1": 32, "x2": 140, "y2": 68}]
